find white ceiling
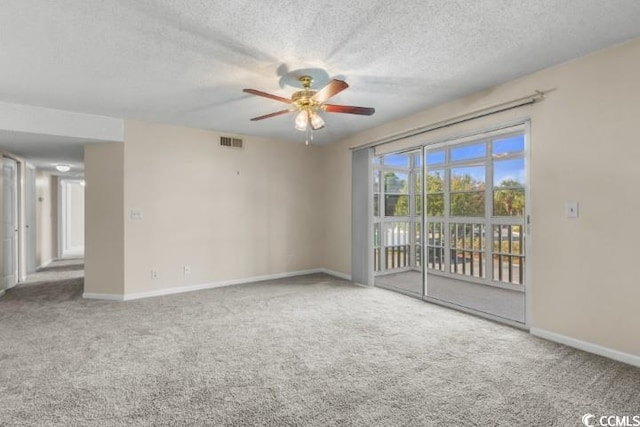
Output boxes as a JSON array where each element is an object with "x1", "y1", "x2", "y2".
[
  {"x1": 0, "y1": 0, "x2": 639, "y2": 164},
  {"x1": 0, "y1": 130, "x2": 86, "y2": 175}
]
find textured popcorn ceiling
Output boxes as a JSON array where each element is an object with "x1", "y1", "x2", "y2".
[{"x1": 1, "y1": 0, "x2": 640, "y2": 148}]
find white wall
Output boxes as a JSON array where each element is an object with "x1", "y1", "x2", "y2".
[
  {"x1": 122, "y1": 120, "x2": 325, "y2": 295},
  {"x1": 323, "y1": 38, "x2": 640, "y2": 357},
  {"x1": 35, "y1": 171, "x2": 57, "y2": 267},
  {"x1": 60, "y1": 179, "x2": 84, "y2": 256}
]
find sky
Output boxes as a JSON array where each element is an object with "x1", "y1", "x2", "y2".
[{"x1": 380, "y1": 134, "x2": 525, "y2": 186}]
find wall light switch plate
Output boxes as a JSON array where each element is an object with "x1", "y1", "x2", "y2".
[
  {"x1": 565, "y1": 201, "x2": 579, "y2": 218},
  {"x1": 130, "y1": 209, "x2": 143, "y2": 220},
  {"x1": 183, "y1": 265, "x2": 191, "y2": 275}
]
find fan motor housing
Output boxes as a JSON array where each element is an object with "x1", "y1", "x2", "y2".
[{"x1": 291, "y1": 90, "x2": 318, "y2": 106}]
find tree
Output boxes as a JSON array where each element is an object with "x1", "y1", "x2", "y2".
[
  {"x1": 493, "y1": 179, "x2": 525, "y2": 216},
  {"x1": 426, "y1": 171, "x2": 444, "y2": 216},
  {"x1": 450, "y1": 174, "x2": 485, "y2": 216},
  {"x1": 384, "y1": 172, "x2": 409, "y2": 216}
]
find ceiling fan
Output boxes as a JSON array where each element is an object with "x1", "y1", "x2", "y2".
[{"x1": 243, "y1": 75, "x2": 375, "y2": 143}]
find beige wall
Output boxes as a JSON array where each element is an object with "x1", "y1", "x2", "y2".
[
  {"x1": 322, "y1": 143, "x2": 352, "y2": 276},
  {"x1": 35, "y1": 171, "x2": 57, "y2": 267},
  {"x1": 84, "y1": 143, "x2": 125, "y2": 295},
  {"x1": 122, "y1": 120, "x2": 324, "y2": 294},
  {"x1": 324, "y1": 38, "x2": 640, "y2": 356}
]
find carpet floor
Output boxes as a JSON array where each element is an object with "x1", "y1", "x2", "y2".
[{"x1": 0, "y1": 271, "x2": 638, "y2": 426}]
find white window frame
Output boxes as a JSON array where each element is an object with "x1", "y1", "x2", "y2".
[{"x1": 424, "y1": 124, "x2": 527, "y2": 292}]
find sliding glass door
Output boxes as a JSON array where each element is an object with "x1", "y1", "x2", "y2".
[
  {"x1": 373, "y1": 149, "x2": 423, "y2": 296},
  {"x1": 372, "y1": 125, "x2": 528, "y2": 324}
]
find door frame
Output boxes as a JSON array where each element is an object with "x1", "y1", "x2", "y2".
[
  {"x1": 2, "y1": 155, "x2": 21, "y2": 289},
  {"x1": 370, "y1": 119, "x2": 533, "y2": 328}
]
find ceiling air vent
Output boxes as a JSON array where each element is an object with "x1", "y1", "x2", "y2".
[{"x1": 220, "y1": 136, "x2": 243, "y2": 148}]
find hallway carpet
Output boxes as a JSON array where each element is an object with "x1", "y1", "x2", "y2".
[
  {"x1": 20, "y1": 258, "x2": 84, "y2": 286},
  {"x1": 0, "y1": 274, "x2": 638, "y2": 426}
]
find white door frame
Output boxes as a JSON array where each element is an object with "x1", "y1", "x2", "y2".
[
  {"x1": 3, "y1": 156, "x2": 20, "y2": 290},
  {"x1": 370, "y1": 120, "x2": 532, "y2": 328}
]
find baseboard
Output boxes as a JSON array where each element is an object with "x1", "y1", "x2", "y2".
[
  {"x1": 82, "y1": 292, "x2": 125, "y2": 301},
  {"x1": 115, "y1": 268, "x2": 344, "y2": 301},
  {"x1": 319, "y1": 269, "x2": 352, "y2": 281},
  {"x1": 37, "y1": 259, "x2": 54, "y2": 271},
  {"x1": 530, "y1": 327, "x2": 640, "y2": 368},
  {"x1": 0, "y1": 289, "x2": 5, "y2": 298},
  {"x1": 83, "y1": 268, "x2": 355, "y2": 302}
]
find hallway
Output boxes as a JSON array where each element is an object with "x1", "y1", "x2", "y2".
[
  {"x1": 21, "y1": 258, "x2": 84, "y2": 286},
  {"x1": 2, "y1": 259, "x2": 84, "y2": 303}
]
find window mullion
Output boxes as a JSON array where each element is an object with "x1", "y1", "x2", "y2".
[
  {"x1": 486, "y1": 141, "x2": 494, "y2": 283},
  {"x1": 443, "y1": 152, "x2": 451, "y2": 273}
]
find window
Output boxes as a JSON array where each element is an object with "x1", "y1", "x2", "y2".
[
  {"x1": 450, "y1": 166, "x2": 485, "y2": 217},
  {"x1": 373, "y1": 150, "x2": 422, "y2": 274},
  {"x1": 426, "y1": 221, "x2": 444, "y2": 271},
  {"x1": 425, "y1": 131, "x2": 526, "y2": 286},
  {"x1": 450, "y1": 223, "x2": 485, "y2": 278},
  {"x1": 384, "y1": 172, "x2": 409, "y2": 217},
  {"x1": 492, "y1": 224, "x2": 524, "y2": 285}
]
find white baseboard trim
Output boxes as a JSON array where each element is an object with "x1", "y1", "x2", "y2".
[
  {"x1": 82, "y1": 292, "x2": 125, "y2": 301},
  {"x1": 319, "y1": 269, "x2": 352, "y2": 281},
  {"x1": 83, "y1": 268, "x2": 354, "y2": 302},
  {"x1": 37, "y1": 259, "x2": 54, "y2": 270},
  {"x1": 530, "y1": 327, "x2": 640, "y2": 368}
]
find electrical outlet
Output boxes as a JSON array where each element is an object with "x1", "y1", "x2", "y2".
[
  {"x1": 565, "y1": 201, "x2": 579, "y2": 218},
  {"x1": 151, "y1": 270, "x2": 158, "y2": 280},
  {"x1": 183, "y1": 265, "x2": 191, "y2": 275}
]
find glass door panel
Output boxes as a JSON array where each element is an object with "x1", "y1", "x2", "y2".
[{"x1": 373, "y1": 149, "x2": 423, "y2": 296}]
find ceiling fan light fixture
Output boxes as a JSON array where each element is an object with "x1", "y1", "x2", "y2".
[
  {"x1": 294, "y1": 110, "x2": 308, "y2": 131},
  {"x1": 309, "y1": 112, "x2": 325, "y2": 130},
  {"x1": 244, "y1": 73, "x2": 374, "y2": 143}
]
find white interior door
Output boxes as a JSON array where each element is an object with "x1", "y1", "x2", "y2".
[{"x1": 3, "y1": 158, "x2": 19, "y2": 290}]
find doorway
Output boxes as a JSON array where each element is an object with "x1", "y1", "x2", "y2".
[
  {"x1": 372, "y1": 124, "x2": 530, "y2": 325},
  {"x1": 59, "y1": 179, "x2": 85, "y2": 258},
  {"x1": 373, "y1": 149, "x2": 423, "y2": 296}
]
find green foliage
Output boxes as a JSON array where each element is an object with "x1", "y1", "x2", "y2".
[
  {"x1": 426, "y1": 172, "x2": 444, "y2": 216},
  {"x1": 450, "y1": 173, "x2": 484, "y2": 192},
  {"x1": 384, "y1": 172, "x2": 406, "y2": 193},
  {"x1": 381, "y1": 172, "x2": 525, "y2": 218},
  {"x1": 392, "y1": 195, "x2": 409, "y2": 216},
  {"x1": 427, "y1": 171, "x2": 444, "y2": 193},
  {"x1": 493, "y1": 179, "x2": 525, "y2": 216},
  {"x1": 383, "y1": 172, "x2": 409, "y2": 216},
  {"x1": 450, "y1": 192, "x2": 485, "y2": 216},
  {"x1": 450, "y1": 173, "x2": 485, "y2": 217}
]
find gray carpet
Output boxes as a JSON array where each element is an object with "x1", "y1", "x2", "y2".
[
  {"x1": 0, "y1": 271, "x2": 638, "y2": 426},
  {"x1": 20, "y1": 258, "x2": 84, "y2": 286}
]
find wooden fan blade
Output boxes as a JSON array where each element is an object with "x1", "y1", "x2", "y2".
[
  {"x1": 250, "y1": 109, "x2": 291, "y2": 121},
  {"x1": 324, "y1": 104, "x2": 375, "y2": 115},
  {"x1": 311, "y1": 79, "x2": 349, "y2": 103},
  {"x1": 243, "y1": 89, "x2": 291, "y2": 104}
]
